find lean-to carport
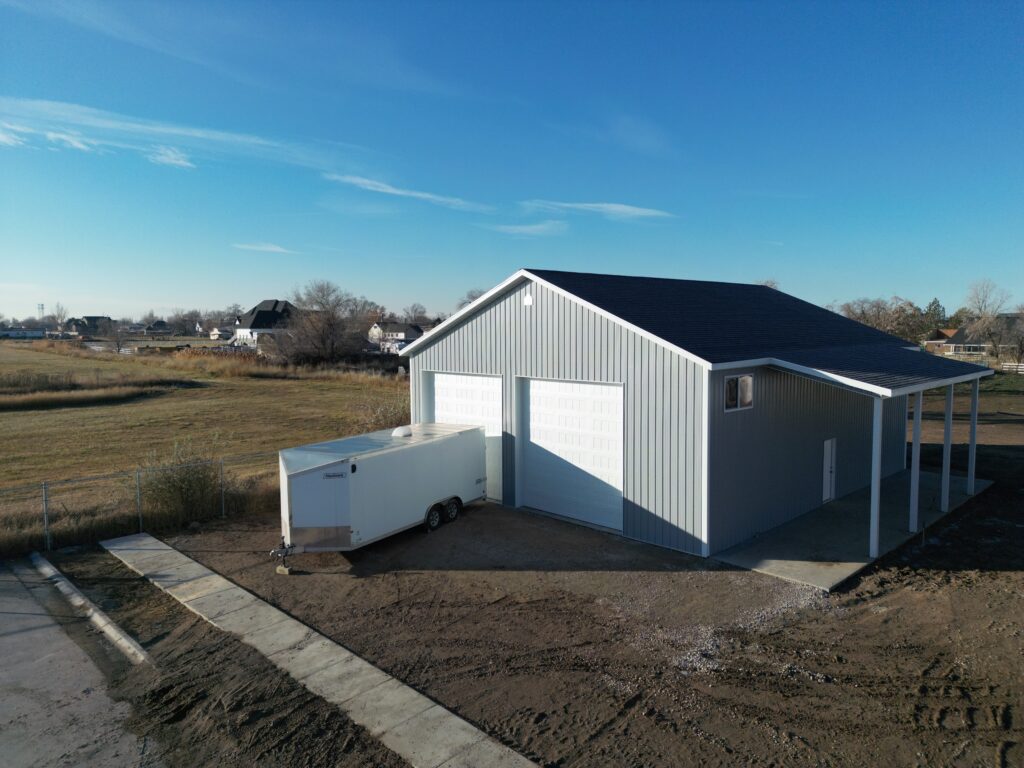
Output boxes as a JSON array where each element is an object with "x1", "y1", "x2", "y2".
[{"x1": 715, "y1": 343, "x2": 992, "y2": 589}]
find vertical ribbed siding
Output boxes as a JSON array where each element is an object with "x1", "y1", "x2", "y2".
[
  {"x1": 706, "y1": 368, "x2": 907, "y2": 553},
  {"x1": 409, "y1": 280, "x2": 706, "y2": 555}
]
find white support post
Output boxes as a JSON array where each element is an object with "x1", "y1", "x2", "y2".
[
  {"x1": 909, "y1": 390, "x2": 923, "y2": 532},
  {"x1": 941, "y1": 384, "x2": 953, "y2": 513},
  {"x1": 869, "y1": 397, "x2": 883, "y2": 559},
  {"x1": 967, "y1": 378, "x2": 979, "y2": 495}
]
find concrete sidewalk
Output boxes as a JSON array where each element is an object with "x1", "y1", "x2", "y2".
[
  {"x1": 0, "y1": 561, "x2": 157, "y2": 768},
  {"x1": 102, "y1": 533, "x2": 536, "y2": 768}
]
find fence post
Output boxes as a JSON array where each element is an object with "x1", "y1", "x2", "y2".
[
  {"x1": 220, "y1": 458, "x2": 226, "y2": 518},
  {"x1": 41, "y1": 481, "x2": 51, "y2": 551},
  {"x1": 136, "y1": 469, "x2": 143, "y2": 532}
]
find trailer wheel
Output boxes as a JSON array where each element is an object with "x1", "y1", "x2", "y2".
[
  {"x1": 443, "y1": 498, "x2": 462, "y2": 523},
  {"x1": 425, "y1": 504, "x2": 442, "y2": 532}
]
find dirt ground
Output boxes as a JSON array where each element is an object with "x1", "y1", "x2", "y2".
[
  {"x1": 49, "y1": 550, "x2": 407, "y2": 768},
  {"x1": 45, "y1": 378, "x2": 1024, "y2": 767},
  {"x1": 160, "y1": 431, "x2": 1023, "y2": 767}
]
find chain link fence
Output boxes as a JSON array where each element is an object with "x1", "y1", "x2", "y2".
[{"x1": 0, "y1": 450, "x2": 279, "y2": 557}]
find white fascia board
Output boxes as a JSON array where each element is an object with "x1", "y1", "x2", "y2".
[
  {"x1": 709, "y1": 357, "x2": 892, "y2": 397},
  {"x1": 700, "y1": 366, "x2": 710, "y2": 557},
  {"x1": 399, "y1": 269, "x2": 532, "y2": 357},
  {"x1": 400, "y1": 268, "x2": 714, "y2": 369},
  {"x1": 521, "y1": 270, "x2": 712, "y2": 369},
  {"x1": 711, "y1": 356, "x2": 993, "y2": 399},
  {"x1": 888, "y1": 368, "x2": 994, "y2": 397}
]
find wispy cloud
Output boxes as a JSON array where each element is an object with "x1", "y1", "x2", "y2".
[
  {"x1": 148, "y1": 145, "x2": 195, "y2": 168},
  {"x1": 484, "y1": 220, "x2": 567, "y2": 236},
  {"x1": 0, "y1": 97, "x2": 357, "y2": 170},
  {"x1": 325, "y1": 174, "x2": 492, "y2": 213},
  {"x1": 45, "y1": 130, "x2": 95, "y2": 151},
  {"x1": 0, "y1": 0, "x2": 262, "y2": 87},
  {"x1": 232, "y1": 242, "x2": 297, "y2": 254},
  {"x1": 521, "y1": 200, "x2": 673, "y2": 220},
  {"x1": 1, "y1": 1, "x2": 457, "y2": 96},
  {"x1": 0, "y1": 127, "x2": 26, "y2": 146}
]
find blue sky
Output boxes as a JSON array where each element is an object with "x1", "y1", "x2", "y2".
[{"x1": 1, "y1": 0, "x2": 1021, "y2": 320}]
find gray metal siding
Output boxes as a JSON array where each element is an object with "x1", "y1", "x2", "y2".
[
  {"x1": 707, "y1": 368, "x2": 907, "y2": 553},
  {"x1": 409, "y1": 279, "x2": 707, "y2": 555}
]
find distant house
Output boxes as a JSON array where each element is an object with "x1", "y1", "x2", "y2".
[
  {"x1": 209, "y1": 327, "x2": 234, "y2": 340},
  {"x1": 922, "y1": 328, "x2": 957, "y2": 353},
  {"x1": 0, "y1": 326, "x2": 45, "y2": 339},
  {"x1": 368, "y1": 321, "x2": 424, "y2": 354},
  {"x1": 63, "y1": 316, "x2": 112, "y2": 337},
  {"x1": 232, "y1": 300, "x2": 296, "y2": 347},
  {"x1": 144, "y1": 320, "x2": 173, "y2": 336},
  {"x1": 63, "y1": 318, "x2": 89, "y2": 336},
  {"x1": 943, "y1": 314, "x2": 1022, "y2": 357}
]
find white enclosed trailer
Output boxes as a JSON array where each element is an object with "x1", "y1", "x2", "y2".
[{"x1": 279, "y1": 423, "x2": 485, "y2": 552}]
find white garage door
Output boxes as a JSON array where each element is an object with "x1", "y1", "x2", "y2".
[
  {"x1": 431, "y1": 373, "x2": 503, "y2": 501},
  {"x1": 520, "y1": 379, "x2": 623, "y2": 531}
]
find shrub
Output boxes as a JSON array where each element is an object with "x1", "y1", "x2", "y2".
[{"x1": 139, "y1": 440, "x2": 222, "y2": 530}]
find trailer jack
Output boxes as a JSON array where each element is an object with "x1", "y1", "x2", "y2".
[{"x1": 270, "y1": 537, "x2": 295, "y2": 575}]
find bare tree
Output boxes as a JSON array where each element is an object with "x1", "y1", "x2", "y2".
[
  {"x1": 52, "y1": 302, "x2": 68, "y2": 328},
  {"x1": 838, "y1": 296, "x2": 928, "y2": 341},
  {"x1": 112, "y1": 321, "x2": 133, "y2": 353},
  {"x1": 755, "y1": 279, "x2": 779, "y2": 290},
  {"x1": 965, "y1": 279, "x2": 1009, "y2": 318},
  {"x1": 456, "y1": 288, "x2": 484, "y2": 309},
  {"x1": 276, "y1": 280, "x2": 380, "y2": 364},
  {"x1": 965, "y1": 279, "x2": 1011, "y2": 358},
  {"x1": 402, "y1": 303, "x2": 430, "y2": 324},
  {"x1": 1008, "y1": 304, "x2": 1024, "y2": 365}
]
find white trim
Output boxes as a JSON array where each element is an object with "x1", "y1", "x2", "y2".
[
  {"x1": 400, "y1": 269, "x2": 714, "y2": 369},
  {"x1": 887, "y1": 368, "x2": 993, "y2": 397},
  {"x1": 909, "y1": 391, "x2": 922, "y2": 532},
  {"x1": 713, "y1": 356, "x2": 991, "y2": 399},
  {"x1": 400, "y1": 270, "x2": 533, "y2": 357},
  {"x1": 941, "y1": 385, "x2": 953, "y2": 513},
  {"x1": 400, "y1": 269, "x2": 992, "y2": 400},
  {"x1": 968, "y1": 378, "x2": 979, "y2": 495},
  {"x1": 521, "y1": 271, "x2": 713, "y2": 369},
  {"x1": 700, "y1": 366, "x2": 710, "y2": 557},
  {"x1": 869, "y1": 397, "x2": 883, "y2": 559}
]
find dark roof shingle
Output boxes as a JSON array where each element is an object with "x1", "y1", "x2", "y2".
[{"x1": 527, "y1": 269, "x2": 990, "y2": 393}]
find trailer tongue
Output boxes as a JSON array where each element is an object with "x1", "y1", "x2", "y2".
[{"x1": 277, "y1": 423, "x2": 486, "y2": 554}]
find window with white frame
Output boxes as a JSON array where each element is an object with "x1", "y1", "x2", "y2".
[{"x1": 724, "y1": 374, "x2": 754, "y2": 411}]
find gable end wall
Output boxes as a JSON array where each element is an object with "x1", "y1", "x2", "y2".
[{"x1": 408, "y1": 279, "x2": 707, "y2": 555}]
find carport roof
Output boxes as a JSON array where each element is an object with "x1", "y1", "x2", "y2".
[{"x1": 401, "y1": 268, "x2": 992, "y2": 397}]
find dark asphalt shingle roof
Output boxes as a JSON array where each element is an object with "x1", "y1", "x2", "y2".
[
  {"x1": 774, "y1": 344, "x2": 989, "y2": 392},
  {"x1": 238, "y1": 299, "x2": 296, "y2": 330},
  {"x1": 529, "y1": 269, "x2": 909, "y2": 362},
  {"x1": 527, "y1": 269, "x2": 990, "y2": 392}
]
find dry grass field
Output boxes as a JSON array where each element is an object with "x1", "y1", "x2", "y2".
[
  {"x1": 0, "y1": 342, "x2": 409, "y2": 486},
  {"x1": 0, "y1": 341, "x2": 409, "y2": 555}
]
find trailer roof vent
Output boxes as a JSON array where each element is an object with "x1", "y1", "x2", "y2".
[{"x1": 391, "y1": 425, "x2": 413, "y2": 438}]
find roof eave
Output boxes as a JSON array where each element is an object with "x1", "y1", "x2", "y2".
[
  {"x1": 711, "y1": 356, "x2": 993, "y2": 398},
  {"x1": 400, "y1": 268, "x2": 714, "y2": 369}
]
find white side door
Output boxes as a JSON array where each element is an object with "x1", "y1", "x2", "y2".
[
  {"x1": 822, "y1": 438, "x2": 837, "y2": 502},
  {"x1": 431, "y1": 373, "x2": 503, "y2": 501},
  {"x1": 519, "y1": 379, "x2": 623, "y2": 531}
]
